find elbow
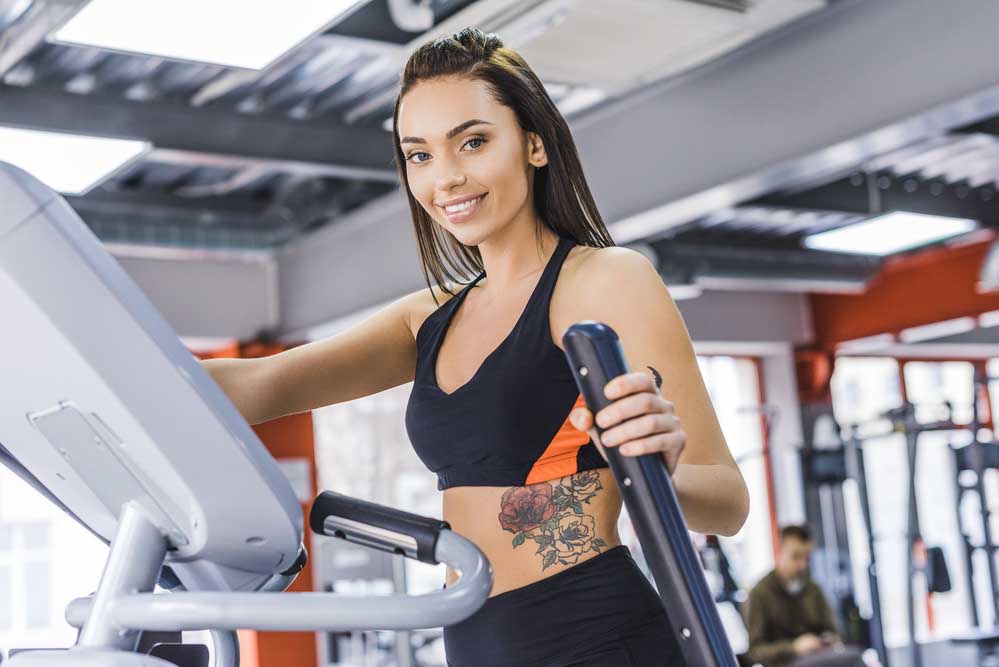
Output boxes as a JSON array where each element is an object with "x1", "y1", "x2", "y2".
[{"x1": 718, "y1": 476, "x2": 751, "y2": 537}]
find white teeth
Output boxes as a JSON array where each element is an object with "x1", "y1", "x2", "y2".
[{"x1": 444, "y1": 195, "x2": 482, "y2": 214}]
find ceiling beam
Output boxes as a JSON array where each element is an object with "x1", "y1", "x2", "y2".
[
  {"x1": 0, "y1": 83, "x2": 396, "y2": 172},
  {"x1": 752, "y1": 171, "x2": 999, "y2": 226},
  {"x1": 958, "y1": 114, "x2": 999, "y2": 138},
  {"x1": 70, "y1": 188, "x2": 271, "y2": 219},
  {"x1": 0, "y1": 0, "x2": 88, "y2": 77},
  {"x1": 651, "y1": 240, "x2": 880, "y2": 294}
]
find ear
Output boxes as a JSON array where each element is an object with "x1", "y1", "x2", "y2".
[{"x1": 526, "y1": 131, "x2": 549, "y2": 168}]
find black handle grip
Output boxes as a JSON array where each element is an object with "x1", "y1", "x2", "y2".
[
  {"x1": 562, "y1": 321, "x2": 737, "y2": 667},
  {"x1": 309, "y1": 491, "x2": 450, "y2": 565}
]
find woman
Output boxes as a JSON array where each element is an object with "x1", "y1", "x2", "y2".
[{"x1": 204, "y1": 27, "x2": 749, "y2": 667}]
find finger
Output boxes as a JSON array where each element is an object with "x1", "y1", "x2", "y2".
[
  {"x1": 569, "y1": 408, "x2": 592, "y2": 431},
  {"x1": 574, "y1": 423, "x2": 607, "y2": 462},
  {"x1": 595, "y1": 393, "x2": 674, "y2": 430},
  {"x1": 662, "y1": 435, "x2": 686, "y2": 475},
  {"x1": 600, "y1": 412, "x2": 679, "y2": 448},
  {"x1": 588, "y1": 427, "x2": 605, "y2": 458},
  {"x1": 619, "y1": 431, "x2": 685, "y2": 460},
  {"x1": 604, "y1": 371, "x2": 657, "y2": 400}
]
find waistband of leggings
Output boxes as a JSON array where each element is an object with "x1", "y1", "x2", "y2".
[{"x1": 487, "y1": 543, "x2": 637, "y2": 604}]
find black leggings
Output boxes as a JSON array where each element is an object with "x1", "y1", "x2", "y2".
[{"x1": 444, "y1": 545, "x2": 681, "y2": 666}]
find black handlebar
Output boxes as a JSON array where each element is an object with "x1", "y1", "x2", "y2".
[
  {"x1": 562, "y1": 321, "x2": 737, "y2": 667},
  {"x1": 310, "y1": 491, "x2": 450, "y2": 565}
]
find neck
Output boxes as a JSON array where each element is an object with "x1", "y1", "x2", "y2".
[{"x1": 476, "y1": 219, "x2": 560, "y2": 293}]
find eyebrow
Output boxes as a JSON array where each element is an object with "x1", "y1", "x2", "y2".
[{"x1": 400, "y1": 119, "x2": 494, "y2": 146}]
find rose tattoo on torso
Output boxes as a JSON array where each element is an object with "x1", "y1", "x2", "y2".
[{"x1": 498, "y1": 470, "x2": 608, "y2": 571}]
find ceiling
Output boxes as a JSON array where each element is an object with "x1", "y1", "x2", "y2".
[
  {"x1": 0, "y1": 0, "x2": 999, "y2": 341},
  {"x1": 4, "y1": 0, "x2": 999, "y2": 342},
  {"x1": 0, "y1": 0, "x2": 828, "y2": 251},
  {"x1": 644, "y1": 124, "x2": 999, "y2": 293}
]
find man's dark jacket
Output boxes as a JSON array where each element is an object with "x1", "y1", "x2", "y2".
[{"x1": 743, "y1": 570, "x2": 838, "y2": 667}]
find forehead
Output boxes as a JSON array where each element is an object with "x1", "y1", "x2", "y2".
[
  {"x1": 397, "y1": 76, "x2": 510, "y2": 137},
  {"x1": 783, "y1": 538, "x2": 812, "y2": 551}
]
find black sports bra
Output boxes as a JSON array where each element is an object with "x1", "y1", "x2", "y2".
[{"x1": 405, "y1": 236, "x2": 608, "y2": 490}]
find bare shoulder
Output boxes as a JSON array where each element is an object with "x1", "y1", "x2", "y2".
[
  {"x1": 401, "y1": 280, "x2": 467, "y2": 340},
  {"x1": 560, "y1": 244, "x2": 657, "y2": 297},
  {"x1": 552, "y1": 244, "x2": 660, "y2": 343}
]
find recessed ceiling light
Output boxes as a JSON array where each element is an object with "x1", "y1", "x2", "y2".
[
  {"x1": 836, "y1": 333, "x2": 896, "y2": 354},
  {"x1": 803, "y1": 211, "x2": 977, "y2": 256},
  {"x1": 51, "y1": 0, "x2": 363, "y2": 70},
  {"x1": 979, "y1": 309, "x2": 999, "y2": 329},
  {"x1": 0, "y1": 126, "x2": 148, "y2": 195},
  {"x1": 898, "y1": 316, "x2": 977, "y2": 343}
]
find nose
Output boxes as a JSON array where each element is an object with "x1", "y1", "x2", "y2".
[{"x1": 435, "y1": 170, "x2": 466, "y2": 192}]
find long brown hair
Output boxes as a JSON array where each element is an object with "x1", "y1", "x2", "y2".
[{"x1": 392, "y1": 27, "x2": 614, "y2": 302}]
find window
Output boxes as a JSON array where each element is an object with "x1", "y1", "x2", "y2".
[
  {"x1": 696, "y1": 356, "x2": 773, "y2": 588},
  {"x1": 986, "y1": 358, "x2": 999, "y2": 429},
  {"x1": 25, "y1": 562, "x2": 51, "y2": 628},
  {"x1": 0, "y1": 565, "x2": 12, "y2": 629},
  {"x1": 0, "y1": 521, "x2": 52, "y2": 633},
  {"x1": 0, "y1": 465, "x2": 108, "y2": 651},
  {"x1": 830, "y1": 357, "x2": 902, "y2": 428},
  {"x1": 904, "y1": 361, "x2": 974, "y2": 426}
]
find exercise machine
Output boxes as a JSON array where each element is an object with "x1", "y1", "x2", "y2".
[
  {"x1": 949, "y1": 370, "x2": 999, "y2": 629},
  {"x1": 0, "y1": 161, "x2": 493, "y2": 666},
  {"x1": 0, "y1": 161, "x2": 490, "y2": 666},
  {"x1": 800, "y1": 436, "x2": 884, "y2": 666},
  {"x1": 799, "y1": 404, "x2": 879, "y2": 663},
  {"x1": 839, "y1": 403, "x2": 959, "y2": 667},
  {"x1": 0, "y1": 160, "x2": 737, "y2": 666},
  {"x1": 943, "y1": 371, "x2": 999, "y2": 667}
]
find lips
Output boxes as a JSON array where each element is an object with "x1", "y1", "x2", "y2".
[
  {"x1": 441, "y1": 193, "x2": 487, "y2": 222},
  {"x1": 437, "y1": 192, "x2": 486, "y2": 208}
]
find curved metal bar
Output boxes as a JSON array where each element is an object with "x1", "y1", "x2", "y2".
[
  {"x1": 208, "y1": 629, "x2": 239, "y2": 667},
  {"x1": 64, "y1": 529, "x2": 491, "y2": 633}
]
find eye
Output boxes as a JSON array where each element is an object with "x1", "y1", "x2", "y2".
[
  {"x1": 405, "y1": 136, "x2": 485, "y2": 164},
  {"x1": 463, "y1": 136, "x2": 486, "y2": 150}
]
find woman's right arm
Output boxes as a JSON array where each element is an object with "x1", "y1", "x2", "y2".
[{"x1": 200, "y1": 288, "x2": 431, "y2": 425}]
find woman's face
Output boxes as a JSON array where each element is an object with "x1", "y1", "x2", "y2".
[{"x1": 397, "y1": 76, "x2": 547, "y2": 245}]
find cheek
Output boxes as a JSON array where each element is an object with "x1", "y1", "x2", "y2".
[
  {"x1": 406, "y1": 170, "x2": 436, "y2": 213},
  {"x1": 479, "y1": 148, "x2": 531, "y2": 204}
]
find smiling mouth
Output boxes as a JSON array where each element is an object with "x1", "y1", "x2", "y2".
[{"x1": 441, "y1": 193, "x2": 487, "y2": 221}]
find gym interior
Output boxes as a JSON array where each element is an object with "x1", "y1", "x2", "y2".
[{"x1": 1, "y1": 1, "x2": 999, "y2": 666}]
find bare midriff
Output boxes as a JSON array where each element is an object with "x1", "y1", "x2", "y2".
[{"x1": 442, "y1": 467, "x2": 623, "y2": 597}]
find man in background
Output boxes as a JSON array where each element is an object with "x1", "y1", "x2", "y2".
[{"x1": 744, "y1": 525, "x2": 866, "y2": 667}]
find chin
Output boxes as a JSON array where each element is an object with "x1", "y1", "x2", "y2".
[{"x1": 446, "y1": 225, "x2": 492, "y2": 248}]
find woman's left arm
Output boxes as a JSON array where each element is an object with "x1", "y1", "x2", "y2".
[{"x1": 567, "y1": 247, "x2": 750, "y2": 536}]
